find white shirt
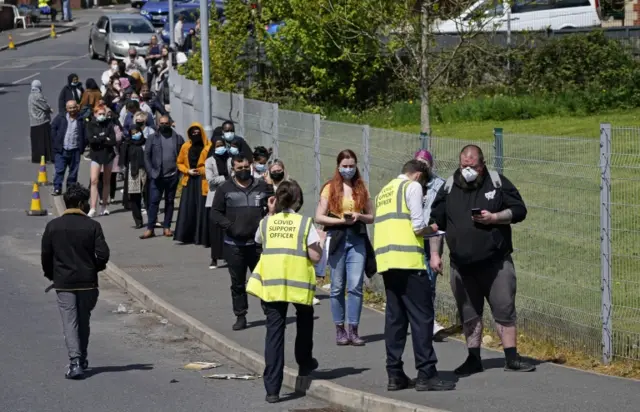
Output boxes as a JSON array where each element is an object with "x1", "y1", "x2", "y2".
[
  {"x1": 175, "y1": 21, "x2": 184, "y2": 46},
  {"x1": 397, "y1": 174, "x2": 427, "y2": 232},
  {"x1": 101, "y1": 68, "x2": 116, "y2": 94},
  {"x1": 123, "y1": 57, "x2": 147, "y2": 75},
  {"x1": 255, "y1": 209, "x2": 320, "y2": 246}
]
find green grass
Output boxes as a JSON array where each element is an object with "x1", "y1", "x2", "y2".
[{"x1": 312, "y1": 104, "x2": 640, "y2": 361}]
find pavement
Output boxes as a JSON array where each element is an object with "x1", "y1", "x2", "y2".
[{"x1": 1, "y1": 20, "x2": 639, "y2": 412}]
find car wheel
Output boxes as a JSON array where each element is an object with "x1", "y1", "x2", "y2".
[{"x1": 89, "y1": 40, "x2": 98, "y2": 60}]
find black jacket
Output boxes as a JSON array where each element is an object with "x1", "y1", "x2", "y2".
[
  {"x1": 430, "y1": 168, "x2": 527, "y2": 267},
  {"x1": 58, "y1": 74, "x2": 84, "y2": 113},
  {"x1": 86, "y1": 118, "x2": 117, "y2": 165},
  {"x1": 41, "y1": 209, "x2": 110, "y2": 290},
  {"x1": 211, "y1": 177, "x2": 274, "y2": 245}
]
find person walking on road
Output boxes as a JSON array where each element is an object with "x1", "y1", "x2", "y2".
[
  {"x1": 140, "y1": 115, "x2": 182, "y2": 238},
  {"x1": 41, "y1": 183, "x2": 110, "y2": 379},
  {"x1": 246, "y1": 181, "x2": 322, "y2": 404},
  {"x1": 429, "y1": 145, "x2": 535, "y2": 375},
  {"x1": 374, "y1": 159, "x2": 456, "y2": 392},
  {"x1": 86, "y1": 104, "x2": 116, "y2": 217},
  {"x1": 28, "y1": 79, "x2": 53, "y2": 163},
  {"x1": 58, "y1": 73, "x2": 84, "y2": 114},
  {"x1": 414, "y1": 149, "x2": 448, "y2": 341},
  {"x1": 51, "y1": 100, "x2": 86, "y2": 196},
  {"x1": 211, "y1": 155, "x2": 274, "y2": 331}
]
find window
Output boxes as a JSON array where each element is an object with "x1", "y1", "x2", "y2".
[
  {"x1": 112, "y1": 19, "x2": 156, "y2": 34},
  {"x1": 512, "y1": 0, "x2": 554, "y2": 14},
  {"x1": 178, "y1": 9, "x2": 199, "y2": 23},
  {"x1": 554, "y1": 0, "x2": 591, "y2": 9},
  {"x1": 463, "y1": 0, "x2": 505, "y2": 21}
]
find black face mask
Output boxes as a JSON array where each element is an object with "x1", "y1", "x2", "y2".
[
  {"x1": 135, "y1": 121, "x2": 145, "y2": 128},
  {"x1": 270, "y1": 171, "x2": 284, "y2": 182},
  {"x1": 235, "y1": 169, "x2": 251, "y2": 182},
  {"x1": 159, "y1": 125, "x2": 172, "y2": 136}
]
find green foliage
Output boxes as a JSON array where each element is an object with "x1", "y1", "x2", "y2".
[{"x1": 180, "y1": 0, "x2": 252, "y2": 91}]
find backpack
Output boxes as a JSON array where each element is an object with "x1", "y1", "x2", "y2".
[{"x1": 443, "y1": 170, "x2": 502, "y2": 194}]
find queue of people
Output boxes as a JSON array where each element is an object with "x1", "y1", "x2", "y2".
[{"x1": 36, "y1": 53, "x2": 535, "y2": 402}]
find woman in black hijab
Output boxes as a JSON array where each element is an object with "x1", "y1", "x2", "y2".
[
  {"x1": 204, "y1": 129, "x2": 230, "y2": 269},
  {"x1": 173, "y1": 123, "x2": 212, "y2": 244},
  {"x1": 57, "y1": 72, "x2": 84, "y2": 113}
]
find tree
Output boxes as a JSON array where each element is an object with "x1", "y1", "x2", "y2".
[{"x1": 314, "y1": 0, "x2": 501, "y2": 136}]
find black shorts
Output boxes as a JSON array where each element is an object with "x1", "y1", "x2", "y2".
[{"x1": 450, "y1": 256, "x2": 517, "y2": 325}]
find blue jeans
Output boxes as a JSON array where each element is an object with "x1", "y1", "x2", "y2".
[
  {"x1": 147, "y1": 174, "x2": 178, "y2": 230},
  {"x1": 62, "y1": 0, "x2": 72, "y2": 20},
  {"x1": 425, "y1": 256, "x2": 437, "y2": 306},
  {"x1": 329, "y1": 230, "x2": 366, "y2": 325},
  {"x1": 53, "y1": 149, "x2": 80, "y2": 191}
]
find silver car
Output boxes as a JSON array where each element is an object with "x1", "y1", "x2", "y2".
[{"x1": 88, "y1": 14, "x2": 160, "y2": 61}]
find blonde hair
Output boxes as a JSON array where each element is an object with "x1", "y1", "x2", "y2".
[{"x1": 134, "y1": 111, "x2": 148, "y2": 123}]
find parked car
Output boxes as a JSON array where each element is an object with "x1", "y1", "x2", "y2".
[
  {"x1": 131, "y1": 0, "x2": 148, "y2": 8},
  {"x1": 89, "y1": 14, "x2": 160, "y2": 61},
  {"x1": 159, "y1": 4, "x2": 224, "y2": 43},
  {"x1": 435, "y1": 0, "x2": 601, "y2": 33},
  {"x1": 140, "y1": 0, "x2": 191, "y2": 27}
]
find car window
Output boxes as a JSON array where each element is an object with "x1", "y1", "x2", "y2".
[
  {"x1": 512, "y1": 0, "x2": 554, "y2": 13},
  {"x1": 554, "y1": 0, "x2": 590, "y2": 8},
  {"x1": 177, "y1": 9, "x2": 199, "y2": 23},
  {"x1": 463, "y1": 0, "x2": 504, "y2": 21},
  {"x1": 112, "y1": 19, "x2": 156, "y2": 34}
]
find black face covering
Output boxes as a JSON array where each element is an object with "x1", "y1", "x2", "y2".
[
  {"x1": 135, "y1": 121, "x2": 145, "y2": 129},
  {"x1": 235, "y1": 169, "x2": 251, "y2": 182},
  {"x1": 159, "y1": 125, "x2": 172, "y2": 136},
  {"x1": 270, "y1": 171, "x2": 285, "y2": 182}
]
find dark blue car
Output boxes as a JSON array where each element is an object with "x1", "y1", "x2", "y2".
[{"x1": 141, "y1": 0, "x2": 213, "y2": 27}]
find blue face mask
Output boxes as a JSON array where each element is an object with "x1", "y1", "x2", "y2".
[
  {"x1": 254, "y1": 163, "x2": 266, "y2": 173},
  {"x1": 131, "y1": 132, "x2": 142, "y2": 141},
  {"x1": 339, "y1": 167, "x2": 356, "y2": 180},
  {"x1": 214, "y1": 146, "x2": 227, "y2": 156},
  {"x1": 229, "y1": 147, "x2": 239, "y2": 156}
]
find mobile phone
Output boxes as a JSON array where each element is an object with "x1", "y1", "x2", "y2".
[
  {"x1": 343, "y1": 213, "x2": 353, "y2": 219},
  {"x1": 471, "y1": 208, "x2": 482, "y2": 216}
]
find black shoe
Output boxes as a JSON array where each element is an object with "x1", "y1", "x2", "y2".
[
  {"x1": 387, "y1": 374, "x2": 416, "y2": 391},
  {"x1": 135, "y1": 223, "x2": 144, "y2": 229},
  {"x1": 505, "y1": 356, "x2": 536, "y2": 372},
  {"x1": 65, "y1": 361, "x2": 84, "y2": 380},
  {"x1": 232, "y1": 315, "x2": 247, "y2": 331},
  {"x1": 80, "y1": 358, "x2": 89, "y2": 370},
  {"x1": 454, "y1": 355, "x2": 484, "y2": 376},
  {"x1": 415, "y1": 376, "x2": 456, "y2": 391},
  {"x1": 209, "y1": 259, "x2": 217, "y2": 269},
  {"x1": 53, "y1": 189, "x2": 62, "y2": 196},
  {"x1": 298, "y1": 358, "x2": 319, "y2": 376},
  {"x1": 265, "y1": 394, "x2": 279, "y2": 404}
]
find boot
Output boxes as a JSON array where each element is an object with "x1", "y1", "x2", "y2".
[
  {"x1": 232, "y1": 315, "x2": 247, "y2": 331},
  {"x1": 348, "y1": 324, "x2": 365, "y2": 346},
  {"x1": 335, "y1": 324, "x2": 350, "y2": 346},
  {"x1": 65, "y1": 359, "x2": 85, "y2": 380}
]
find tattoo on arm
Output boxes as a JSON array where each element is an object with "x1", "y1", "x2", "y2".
[
  {"x1": 493, "y1": 208, "x2": 513, "y2": 224},
  {"x1": 463, "y1": 319, "x2": 483, "y2": 348}
]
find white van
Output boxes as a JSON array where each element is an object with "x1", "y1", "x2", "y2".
[{"x1": 435, "y1": 0, "x2": 602, "y2": 34}]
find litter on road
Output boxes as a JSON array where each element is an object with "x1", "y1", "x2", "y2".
[
  {"x1": 204, "y1": 373, "x2": 261, "y2": 380},
  {"x1": 183, "y1": 362, "x2": 221, "y2": 371}
]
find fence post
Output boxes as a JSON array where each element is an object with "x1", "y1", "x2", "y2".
[
  {"x1": 362, "y1": 125, "x2": 370, "y2": 188},
  {"x1": 237, "y1": 93, "x2": 245, "y2": 138},
  {"x1": 313, "y1": 114, "x2": 321, "y2": 208},
  {"x1": 493, "y1": 127, "x2": 504, "y2": 174},
  {"x1": 272, "y1": 103, "x2": 279, "y2": 159},
  {"x1": 600, "y1": 122, "x2": 613, "y2": 365},
  {"x1": 419, "y1": 132, "x2": 430, "y2": 150}
]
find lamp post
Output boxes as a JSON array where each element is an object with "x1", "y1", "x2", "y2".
[
  {"x1": 168, "y1": 0, "x2": 175, "y2": 50},
  {"x1": 200, "y1": 0, "x2": 212, "y2": 137}
]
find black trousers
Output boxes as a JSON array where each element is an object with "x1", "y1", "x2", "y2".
[
  {"x1": 261, "y1": 301, "x2": 314, "y2": 396},
  {"x1": 224, "y1": 243, "x2": 261, "y2": 316},
  {"x1": 383, "y1": 269, "x2": 438, "y2": 380},
  {"x1": 129, "y1": 193, "x2": 143, "y2": 226},
  {"x1": 98, "y1": 171, "x2": 117, "y2": 201}
]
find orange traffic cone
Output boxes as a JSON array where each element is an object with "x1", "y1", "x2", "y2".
[
  {"x1": 50, "y1": 24, "x2": 57, "y2": 39},
  {"x1": 26, "y1": 183, "x2": 48, "y2": 216},
  {"x1": 8, "y1": 34, "x2": 16, "y2": 50},
  {"x1": 37, "y1": 156, "x2": 50, "y2": 186}
]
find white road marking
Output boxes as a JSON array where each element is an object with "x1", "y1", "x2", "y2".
[
  {"x1": 2, "y1": 72, "x2": 41, "y2": 92},
  {"x1": 50, "y1": 53, "x2": 90, "y2": 69},
  {"x1": 0, "y1": 181, "x2": 34, "y2": 186}
]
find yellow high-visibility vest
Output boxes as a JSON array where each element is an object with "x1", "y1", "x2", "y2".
[
  {"x1": 373, "y1": 178, "x2": 426, "y2": 273},
  {"x1": 38, "y1": 0, "x2": 48, "y2": 8},
  {"x1": 246, "y1": 213, "x2": 316, "y2": 306}
]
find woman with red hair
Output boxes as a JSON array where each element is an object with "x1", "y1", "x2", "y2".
[{"x1": 315, "y1": 149, "x2": 374, "y2": 346}]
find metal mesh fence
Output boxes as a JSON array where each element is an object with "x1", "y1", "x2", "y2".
[
  {"x1": 609, "y1": 126, "x2": 640, "y2": 361},
  {"x1": 169, "y1": 71, "x2": 640, "y2": 362}
]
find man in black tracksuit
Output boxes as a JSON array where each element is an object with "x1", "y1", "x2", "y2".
[
  {"x1": 211, "y1": 155, "x2": 274, "y2": 331},
  {"x1": 429, "y1": 144, "x2": 535, "y2": 376},
  {"x1": 41, "y1": 183, "x2": 110, "y2": 379}
]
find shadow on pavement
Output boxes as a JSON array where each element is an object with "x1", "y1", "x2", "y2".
[
  {"x1": 311, "y1": 367, "x2": 370, "y2": 380},
  {"x1": 85, "y1": 363, "x2": 154, "y2": 377}
]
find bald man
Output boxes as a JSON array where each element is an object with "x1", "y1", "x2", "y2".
[
  {"x1": 51, "y1": 100, "x2": 86, "y2": 196},
  {"x1": 429, "y1": 144, "x2": 535, "y2": 375}
]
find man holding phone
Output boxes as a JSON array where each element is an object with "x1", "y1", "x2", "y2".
[{"x1": 430, "y1": 145, "x2": 534, "y2": 376}]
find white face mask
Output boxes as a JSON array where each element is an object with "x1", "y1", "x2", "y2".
[
  {"x1": 461, "y1": 166, "x2": 479, "y2": 183},
  {"x1": 223, "y1": 131, "x2": 235, "y2": 142},
  {"x1": 111, "y1": 64, "x2": 118, "y2": 71}
]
